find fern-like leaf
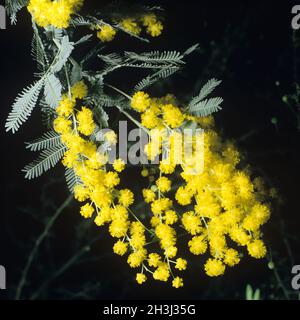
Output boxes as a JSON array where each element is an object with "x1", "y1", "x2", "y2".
[
  {"x1": 189, "y1": 97, "x2": 223, "y2": 117},
  {"x1": 50, "y1": 27, "x2": 64, "y2": 41},
  {"x1": 70, "y1": 16, "x2": 93, "y2": 27},
  {"x1": 70, "y1": 59, "x2": 82, "y2": 85},
  {"x1": 123, "y1": 62, "x2": 171, "y2": 69},
  {"x1": 190, "y1": 78, "x2": 222, "y2": 106},
  {"x1": 156, "y1": 66, "x2": 180, "y2": 79},
  {"x1": 86, "y1": 95, "x2": 123, "y2": 108},
  {"x1": 65, "y1": 168, "x2": 81, "y2": 193},
  {"x1": 132, "y1": 45, "x2": 198, "y2": 92},
  {"x1": 75, "y1": 34, "x2": 93, "y2": 46},
  {"x1": 188, "y1": 78, "x2": 223, "y2": 117},
  {"x1": 99, "y1": 53, "x2": 123, "y2": 67},
  {"x1": 126, "y1": 50, "x2": 184, "y2": 65},
  {"x1": 52, "y1": 36, "x2": 74, "y2": 73},
  {"x1": 40, "y1": 99, "x2": 56, "y2": 127},
  {"x1": 134, "y1": 66, "x2": 179, "y2": 92},
  {"x1": 25, "y1": 131, "x2": 61, "y2": 152},
  {"x1": 44, "y1": 74, "x2": 62, "y2": 108},
  {"x1": 5, "y1": 0, "x2": 27, "y2": 24},
  {"x1": 31, "y1": 26, "x2": 48, "y2": 72},
  {"x1": 23, "y1": 144, "x2": 66, "y2": 180},
  {"x1": 5, "y1": 79, "x2": 44, "y2": 133},
  {"x1": 183, "y1": 43, "x2": 200, "y2": 56}
]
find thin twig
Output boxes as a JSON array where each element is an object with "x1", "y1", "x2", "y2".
[
  {"x1": 30, "y1": 236, "x2": 98, "y2": 300},
  {"x1": 272, "y1": 264, "x2": 290, "y2": 300},
  {"x1": 15, "y1": 195, "x2": 73, "y2": 300}
]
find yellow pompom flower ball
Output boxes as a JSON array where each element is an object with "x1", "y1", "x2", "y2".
[
  {"x1": 118, "y1": 189, "x2": 134, "y2": 207},
  {"x1": 104, "y1": 172, "x2": 120, "y2": 188},
  {"x1": 156, "y1": 176, "x2": 171, "y2": 193},
  {"x1": 113, "y1": 158, "x2": 125, "y2": 172},
  {"x1": 127, "y1": 250, "x2": 147, "y2": 268},
  {"x1": 74, "y1": 185, "x2": 90, "y2": 202},
  {"x1": 80, "y1": 203, "x2": 94, "y2": 219},
  {"x1": 224, "y1": 248, "x2": 240, "y2": 266},
  {"x1": 204, "y1": 258, "x2": 226, "y2": 277},
  {"x1": 77, "y1": 107, "x2": 95, "y2": 136},
  {"x1": 148, "y1": 253, "x2": 161, "y2": 267},
  {"x1": 131, "y1": 92, "x2": 151, "y2": 112},
  {"x1": 71, "y1": 81, "x2": 88, "y2": 99},
  {"x1": 188, "y1": 236, "x2": 207, "y2": 255},
  {"x1": 56, "y1": 96, "x2": 75, "y2": 117},
  {"x1": 247, "y1": 240, "x2": 267, "y2": 259},
  {"x1": 182, "y1": 212, "x2": 202, "y2": 235},
  {"x1": 113, "y1": 240, "x2": 128, "y2": 256},
  {"x1": 109, "y1": 219, "x2": 129, "y2": 238},
  {"x1": 142, "y1": 14, "x2": 164, "y2": 37},
  {"x1": 175, "y1": 258, "x2": 187, "y2": 271},
  {"x1": 164, "y1": 210, "x2": 178, "y2": 225},
  {"x1": 153, "y1": 263, "x2": 170, "y2": 281},
  {"x1": 141, "y1": 14, "x2": 157, "y2": 27},
  {"x1": 162, "y1": 104, "x2": 185, "y2": 128},
  {"x1": 142, "y1": 189, "x2": 156, "y2": 203},
  {"x1": 121, "y1": 18, "x2": 141, "y2": 35},
  {"x1": 53, "y1": 117, "x2": 72, "y2": 134},
  {"x1": 136, "y1": 273, "x2": 147, "y2": 284},
  {"x1": 172, "y1": 277, "x2": 184, "y2": 288},
  {"x1": 104, "y1": 131, "x2": 118, "y2": 145},
  {"x1": 97, "y1": 25, "x2": 117, "y2": 42},
  {"x1": 146, "y1": 21, "x2": 164, "y2": 37}
]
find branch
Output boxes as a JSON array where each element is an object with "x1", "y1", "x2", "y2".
[
  {"x1": 30, "y1": 237, "x2": 98, "y2": 300},
  {"x1": 15, "y1": 195, "x2": 73, "y2": 300}
]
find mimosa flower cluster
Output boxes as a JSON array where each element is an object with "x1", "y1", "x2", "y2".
[
  {"x1": 27, "y1": 1, "x2": 163, "y2": 41},
  {"x1": 28, "y1": 0, "x2": 84, "y2": 28},
  {"x1": 53, "y1": 84, "x2": 271, "y2": 288},
  {"x1": 96, "y1": 14, "x2": 163, "y2": 42},
  {"x1": 6, "y1": 0, "x2": 272, "y2": 290},
  {"x1": 131, "y1": 91, "x2": 271, "y2": 280}
]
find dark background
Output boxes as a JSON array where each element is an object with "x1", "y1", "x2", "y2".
[{"x1": 0, "y1": 0, "x2": 300, "y2": 299}]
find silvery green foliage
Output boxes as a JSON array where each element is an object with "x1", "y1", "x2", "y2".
[
  {"x1": 5, "y1": 35, "x2": 73, "y2": 133},
  {"x1": 65, "y1": 168, "x2": 81, "y2": 193},
  {"x1": 97, "y1": 44, "x2": 199, "y2": 92},
  {"x1": 6, "y1": 6, "x2": 222, "y2": 185},
  {"x1": 133, "y1": 44, "x2": 200, "y2": 91},
  {"x1": 5, "y1": 0, "x2": 28, "y2": 24},
  {"x1": 134, "y1": 65, "x2": 179, "y2": 92},
  {"x1": 25, "y1": 131, "x2": 61, "y2": 152},
  {"x1": 71, "y1": 15, "x2": 93, "y2": 27},
  {"x1": 75, "y1": 34, "x2": 93, "y2": 46},
  {"x1": 188, "y1": 78, "x2": 223, "y2": 117},
  {"x1": 125, "y1": 50, "x2": 185, "y2": 65},
  {"x1": 32, "y1": 24, "x2": 49, "y2": 72},
  {"x1": 40, "y1": 99, "x2": 56, "y2": 127},
  {"x1": 124, "y1": 51, "x2": 183, "y2": 66},
  {"x1": 23, "y1": 144, "x2": 66, "y2": 180},
  {"x1": 5, "y1": 79, "x2": 44, "y2": 133},
  {"x1": 51, "y1": 36, "x2": 74, "y2": 73},
  {"x1": 44, "y1": 74, "x2": 62, "y2": 109},
  {"x1": 70, "y1": 60, "x2": 83, "y2": 85},
  {"x1": 5, "y1": 27, "x2": 75, "y2": 181}
]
